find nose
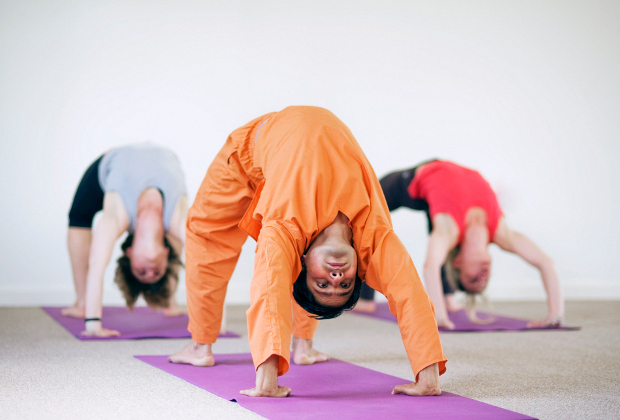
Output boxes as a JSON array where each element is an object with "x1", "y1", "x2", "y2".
[{"x1": 329, "y1": 271, "x2": 344, "y2": 280}]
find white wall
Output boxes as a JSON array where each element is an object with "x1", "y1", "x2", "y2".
[{"x1": 1, "y1": 0, "x2": 618, "y2": 306}]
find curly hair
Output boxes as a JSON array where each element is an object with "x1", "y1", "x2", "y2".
[
  {"x1": 114, "y1": 234, "x2": 182, "y2": 310},
  {"x1": 293, "y1": 262, "x2": 362, "y2": 320},
  {"x1": 443, "y1": 247, "x2": 494, "y2": 324}
]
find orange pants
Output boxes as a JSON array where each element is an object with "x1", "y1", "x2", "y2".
[{"x1": 185, "y1": 130, "x2": 318, "y2": 345}]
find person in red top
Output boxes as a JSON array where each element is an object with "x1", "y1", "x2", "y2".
[{"x1": 356, "y1": 160, "x2": 564, "y2": 330}]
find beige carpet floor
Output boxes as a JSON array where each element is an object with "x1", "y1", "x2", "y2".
[{"x1": 1, "y1": 301, "x2": 618, "y2": 419}]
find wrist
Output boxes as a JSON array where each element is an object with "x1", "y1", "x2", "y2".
[
  {"x1": 256, "y1": 355, "x2": 280, "y2": 391},
  {"x1": 85, "y1": 319, "x2": 102, "y2": 331},
  {"x1": 416, "y1": 363, "x2": 440, "y2": 393}
]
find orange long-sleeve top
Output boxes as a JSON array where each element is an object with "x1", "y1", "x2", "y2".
[{"x1": 232, "y1": 106, "x2": 447, "y2": 378}]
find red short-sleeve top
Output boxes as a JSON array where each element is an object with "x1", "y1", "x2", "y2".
[{"x1": 407, "y1": 160, "x2": 503, "y2": 244}]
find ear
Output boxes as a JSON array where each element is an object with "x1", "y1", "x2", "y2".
[
  {"x1": 125, "y1": 246, "x2": 133, "y2": 258},
  {"x1": 300, "y1": 254, "x2": 306, "y2": 265}
]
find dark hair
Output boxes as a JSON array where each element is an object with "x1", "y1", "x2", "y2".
[
  {"x1": 114, "y1": 234, "x2": 182, "y2": 310},
  {"x1": 293, "y1": 262, "x2": 362, "y2": 320}
]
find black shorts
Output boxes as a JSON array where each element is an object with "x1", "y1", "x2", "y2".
[
  {"x1": 68, "y1": 155, "x2": 105, "y2": 228},
  {"x1": 379, "y1": 159, "x2": 437, "y2": 233},
  {"x1": 359, "y1": 159, "x2": 454, "y2": 300}
]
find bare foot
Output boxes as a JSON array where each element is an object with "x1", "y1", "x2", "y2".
[
  {"x1": 445, "y1": 294, "x2": 464, "y2": 312},
  {"x1": 61, "y1": 303, "x2": 85, "y2": 318},
  {"x1": 168, "y1": 342, "x2": 215, "y2": 367},
  {"x1": 352, "y1": 299, "x2": 377, "y2": 313},
  {"x1": 292, "y1": 337, "x2": 330, "y2": 365}
]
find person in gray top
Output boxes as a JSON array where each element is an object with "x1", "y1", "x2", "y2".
[{"x1": 63, "y1": 143, "x2": 190, "y2": 338}]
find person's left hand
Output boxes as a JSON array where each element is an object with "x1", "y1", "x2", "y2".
[
  {"x1": 392, "y1": 381, "x2": 442, "y2": 396},
  {"x1": 527, "y1": 315, "x2": 562, "y2": 328},
  {"x1": 80, "y1": 327, "x2": 121, "y2": 338}
]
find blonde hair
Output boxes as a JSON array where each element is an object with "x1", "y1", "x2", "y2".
[{"x1": 444, "y1": 247, "x2": 494, "y2": 324}]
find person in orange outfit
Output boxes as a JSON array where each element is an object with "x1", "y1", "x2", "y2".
[{"x1": 169, "y1": 106, "x2": 447, "y2": 398}]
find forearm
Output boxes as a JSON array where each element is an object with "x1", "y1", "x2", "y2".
[
  {"x1": 247, "y1": 227, "x2": 297, "y2": 376},
  {"x1": 498, "y1": 227, "x2": 565, "y2": 319},
  {"x1": 539, "y1": 259, "x2": 564, "y2": 318},
  {"x1": 366, "y1": 231, "x2": 447, "y2": 378},
  {"x1": 422, "y1": 229, "x2": 453, "y2": 323},
  {"x1": 84, "y1": 216, "x2": 120, "y2": 321},
  {"x1": 423, "y1": 265, "x2": 449, "y2": 322},
  {"x1": 255, "y1": 355, "x2": 280, "y2": 392}
]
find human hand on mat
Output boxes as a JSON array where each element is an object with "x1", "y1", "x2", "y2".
[
  {"x1": 445, "y1": 294, "x2": 464, "y2": 312},
  {"x1": 436, "y1": 317, "x2": 455, "y2": 330},
  {"x1": 392, "y1": 363, "x2": 441, "y2": 396},
  {"x1": 61, "y1": 304, "x2": 85, "y2": 318},
  {"x1": 168, "y1": 342, "x2": 215, "y2": 367},
  {"x1": 527, "y1": 315, "x2": 562, "y2": 329},
  {"x1": 240, "y1": 355, "x2": 291, "y2": 398},
  {"x1": 161, "y1": 304, "x2": 187, "y2": 317},
  {"x1": 80, "y1": 326, "x2": 121, "y2": 338},
  {"x1": 80, "y1": 319, "x2": 120, "y2": 338}
]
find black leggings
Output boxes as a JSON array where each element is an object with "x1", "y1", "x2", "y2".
[
  {"x1": 68, "y1": 155, "x2": 105, "y2": 228},
  {"x1": 360, "y1": 160, "x2": 454, "y2": 300}
]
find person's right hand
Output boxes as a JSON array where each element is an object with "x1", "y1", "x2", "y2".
[
  {"x1": 61, "y1": 305, "x2": 85, "y2": 318},
  {"x1": 80, "y1": 327, "x2": 121, "y2": 338},
  {"x1": 392, "y1": 381, "x2": 442, "y2": 396},
  {"x1": 392, "y1": 363, "x2": 441, "y2": 396},
  {"x1": 436, "y1": 317, "x2": 455, "y2": 330}
]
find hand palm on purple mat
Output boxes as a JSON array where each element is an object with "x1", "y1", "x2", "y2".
[{"x1": 136, "y1": 354, "x2": 537, "y2": 420}]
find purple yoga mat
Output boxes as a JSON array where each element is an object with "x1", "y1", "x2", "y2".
[
  {"x1": 352, "y1": 302, "x2": 579, "y2": 332},
  {"x1": 42, "y1": 306, "x2": 240, "y2": 340},
  {"x1": 136, "y1": 353, "x2": 537, "y2": 420}
]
